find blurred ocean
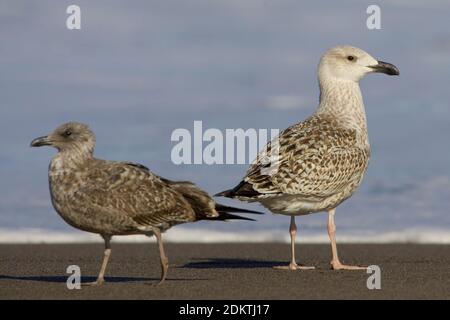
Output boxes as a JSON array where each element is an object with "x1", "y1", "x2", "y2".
[{"x1": 1, "y1": 0, "x2": 449, "y2": 243}]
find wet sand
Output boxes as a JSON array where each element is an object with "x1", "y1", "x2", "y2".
[{"x1": 1, "y1": 243, "x2": 449, "y2": 299}]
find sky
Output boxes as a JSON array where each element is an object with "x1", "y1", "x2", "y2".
[{"x1": 0, "y1": 0, "x2": 449, "y2": 240}]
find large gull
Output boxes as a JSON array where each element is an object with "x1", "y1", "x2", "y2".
[
  {"x1": 31, "y1": 122, "x2": 262, "y2": 285},
  {"x1": 216, "y1": 46, "x2": 399, "y2": 270}
]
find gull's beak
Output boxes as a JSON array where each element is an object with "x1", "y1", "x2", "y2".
[
  {"x1": 30, "y1": 135, "x2": 52, "y2": 147},
  {"x1": 369, "y1": 60, "x2": 400, "y2": 76}
]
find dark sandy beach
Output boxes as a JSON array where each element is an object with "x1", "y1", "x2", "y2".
[{"x1": 0, "y1": 243, "x2": 449, "y2": 299}]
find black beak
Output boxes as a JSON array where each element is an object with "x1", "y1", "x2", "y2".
[
  {"x1": 369, "y1": 60, "x2": 400, "y2": 76},
  {"x1": 30, "y1": 135, "x2": 52, "y2": 147}
]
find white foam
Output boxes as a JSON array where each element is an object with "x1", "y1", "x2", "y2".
[{"x1": 1, "y1": 227, "x2": 450, "y2": 244}]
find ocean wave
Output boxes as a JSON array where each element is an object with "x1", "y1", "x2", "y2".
[{"x1": 1, "y1": 228, "x2": 450, "y2": 244}]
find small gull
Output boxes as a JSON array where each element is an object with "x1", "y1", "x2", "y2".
[
  {"x1": 217, "y1": 46, "x2": 399, "y2": 270},
  {"x1": 31, "y1": 122, "x2": 262, "y2": 285}
]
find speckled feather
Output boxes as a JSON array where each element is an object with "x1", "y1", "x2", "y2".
[
  {"x1": 232, "y1": 114, "x2": 370, "y2": 214},
  {"x1": 50, "y1": 159, "x2": 198, "y2": 235}
]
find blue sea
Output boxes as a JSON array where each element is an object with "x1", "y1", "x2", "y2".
[{"x1": 1, "y1": 0, "x2": 450, "y2": 243}]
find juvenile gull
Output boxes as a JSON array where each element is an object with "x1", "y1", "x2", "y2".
[
  {"x1": 217, "y1": 46, "x2": 399, "y2": 270},
  {"x1": 31, "y1": 122, "x2": 261, "y2": 285}
]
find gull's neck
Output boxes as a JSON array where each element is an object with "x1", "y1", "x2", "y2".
[
  {"x1": 315, "y1": 77, "x2": 368, "y2": 135},
  {"x1": 50, "y1": 144, "x2": 94, "y2": 173}
]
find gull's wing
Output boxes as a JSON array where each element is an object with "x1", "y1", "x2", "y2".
[
  {"x1": 217, "y1": 115, "x2": 370, "y2": 201},
  {"x1": 70, "y1": 161, "x2": 197, "y2": 230}
]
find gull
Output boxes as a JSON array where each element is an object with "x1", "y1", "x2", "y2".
[
  {"x1": 31, "y1": 122, "x2": 262, "y2": 285},
  {"x1": 216, "y1": 46, "x2": 399, "y2": 270}
]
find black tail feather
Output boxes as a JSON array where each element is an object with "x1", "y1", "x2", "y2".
[
  {"x1": 205, "y1": 203, "x2": 265, "y2": 222},
  {"x1": 215, "y1": 180, "x2": 262, "y2": 198},
  {"x1": 205, "y1": 212, "x2": 255, "y2": 222},
  {"x1": 214, "y1": 189, "x2": 234, "y2": 197},
  {"x1": 215, "y1": 204, "x2": 264, "y2": 215}
]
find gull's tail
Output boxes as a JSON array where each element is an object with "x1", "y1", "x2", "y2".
[
  {"x1": 160, "y1": 177, "x2": 263, "y2": 221},
  {"x1": 204, "y1": 204, "x2": 264, "y2": 221}
]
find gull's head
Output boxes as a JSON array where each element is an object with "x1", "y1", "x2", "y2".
[
  {"x1": 318, "y1": 45, "x2": 399, "y2": 83},
  {"x1": 30, "y1": 122, "x2": 95, "y2": 154}
]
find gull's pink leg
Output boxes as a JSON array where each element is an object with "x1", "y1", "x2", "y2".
[
  {"x1": 152, "y1": 227, "x2": 169, "y2": 285},
  {"x1": 274, "y1": 216, "x2": 315, "y2": 270},
  {"x1": 328, "y1": 209, "x2": 366, "y2": 270},
  {"x1": 82, "y1": 235, "x2": 111, "y2": 286}
]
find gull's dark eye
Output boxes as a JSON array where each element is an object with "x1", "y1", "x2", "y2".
[
  {"x1": 64, "y1": 129, "x2": 72, "y2": 137},
  {"x1": 347, "y1": 55, "x2": 355, "y2": 61}
]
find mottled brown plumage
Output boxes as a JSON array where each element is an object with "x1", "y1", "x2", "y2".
[
  {"x1": 31, "y1": 122, "x2": 260, "y2": 285},
  {"x1": 221, "y1": 115, "x2": 370, "y2": 214}
]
